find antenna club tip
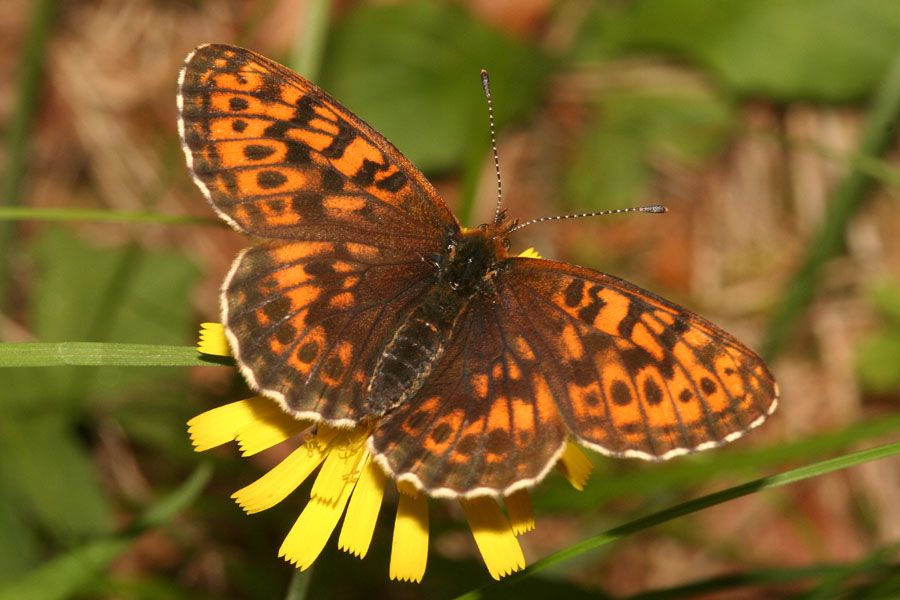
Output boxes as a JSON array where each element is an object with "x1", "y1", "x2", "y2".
[
  {"x1": 481, "y1": 70, "x2": 491, "y2": 94},
  {"x1": 642, "y1": 205, "x2": 667, "y2": 214}
]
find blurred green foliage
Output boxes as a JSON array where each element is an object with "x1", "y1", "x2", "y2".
[
  {"x1": 321, "y1": 2, "x2": 550, "y2": 176},
  {"x1": 566, "y1": 0, "x2": 900, "y2": 211},
  {"x1": 0, "y1": 228, "x2": 200, "y2": 587},
  {"x1": 857, "y1": 281, "x2": 900, "y2": 393}
]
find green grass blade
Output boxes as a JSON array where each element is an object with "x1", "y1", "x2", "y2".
[
  {"x1": 625, "y1": 543, "x2": 899, "y2": 599},
  {"x1": 0, "y1": 342, "x2": 233, "y2": 367},
  {"x1": 762, "y1": 49, "x2": 900, "y2": 360},
  {"x1": 0, "y1": 206, "x2": 221, "y2": 226},
  {"x1": 536, "y1": 412, "x2": 900, "y2": 513},
  {"x1": 285, "y1": 568, "x2": 314, "y2": 600},
  {"x1": 790, "y1": 543, "x2": 900, "y2": 600},
  {"x1": 0, "y1": 463, "x2": 211, "y2": 600},
  {"x1": 0, "y1": 0, "x2": 57, "y2": 210},
  {"x1": 0, "y1": 0, "x2": 58, "y2": 304},
  {"x1": 289, "y1": 0, "x2": 332, "y2": 82},
  {"x1": 456, "y1": 440, "x2": 900, "y2": 599}
]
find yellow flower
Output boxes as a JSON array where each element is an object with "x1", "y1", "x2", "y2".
[{"x1": 190, "y1": 320, "x2": 594, "y2": 582}]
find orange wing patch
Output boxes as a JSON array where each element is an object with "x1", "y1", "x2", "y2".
[
  {"x1": 370, "y1": 301, "x2": 571, "y2": 498},
  {"x1": 222, "y1": 239, "x2": 436, "y2": 425},
  {"x1": 178, "y1": 44, "x2": 458, "y2": 250},
  {"x1": 499, "y1": 257, "x2": 777, "y2": 460}
]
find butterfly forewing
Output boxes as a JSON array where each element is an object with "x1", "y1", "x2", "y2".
[{"x1": 178, "y1": 44, "x2": 459, "y2": 251}]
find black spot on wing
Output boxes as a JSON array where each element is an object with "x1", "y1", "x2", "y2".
[
  {"x1": 257, "y1": 170, "x2": 287, "y2": 189},
  {"x1": 612, "y1": 380, "x2": 633, "y2": 406},
  {"x1": 244, "y1": 144, "x2": 276, "y2": 161}
]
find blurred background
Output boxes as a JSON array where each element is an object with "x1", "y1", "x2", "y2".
[{"x1": 2, "y1": 0, "x2": 900, "y2": 598}]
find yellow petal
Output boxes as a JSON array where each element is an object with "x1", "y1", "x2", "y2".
[
  {"x1": 231, "y1": 427, "x2": 339, "y2": 514},
  {"x1": 459, "y1": 496, "x2": 525, "y2": 580},
  {"x1": 504, "y1": 489, "x2": 535, "y2": 535},
  {"x1": 555, "y1": 440, "x2": 594, "y2": 491},
  {"x1": 278, "y1": 472, "x2": 355, "y2": 570},
  {"x1": 234, "y1": 400, "x2": 310, "y2": 456},
  {"x1": 187, "y1": 396, "x2": 270, "y2": 452},
  {"x1": 390, "y1": 483, "x2": 429, "y2": 583},
  {"x1": 197, "y1": 322, "x2": 231, "y2": 356},
  {"x1": 338, "y1": 454, "x2": 387, "y2": 558},
  {"x1": 310, "y1": 428, "x2": 369, "y2": 502},
  {"x1": 517, "y1": 248, "x2": 542, "y2": 259}
]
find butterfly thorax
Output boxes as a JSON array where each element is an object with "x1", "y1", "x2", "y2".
[{"x1": 366, "y1": 227, "x2": 509, "y2": 416}]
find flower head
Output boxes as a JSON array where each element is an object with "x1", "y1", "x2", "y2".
[{"x1": 190, "y1": 323, "x2": 594, "y2": 581}]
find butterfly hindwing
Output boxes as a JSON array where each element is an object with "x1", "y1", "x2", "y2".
[
  {"x1": 178, "y1": 44, "x2": 459, "y2": 252},
  {"x1": 370, "y1": 295, "x2": 569, "y2": 497},
  {"x1": 224, "y1": 239, "x2": 436, "y2": 425}
]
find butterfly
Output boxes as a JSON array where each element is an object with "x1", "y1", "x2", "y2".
[{"x1": 177, "y1": 44, "x2": 777, "y2": 499}]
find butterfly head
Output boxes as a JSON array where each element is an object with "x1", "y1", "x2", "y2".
[{"x1": 439, "y1": 223, "x2": 511, "y2": 295}]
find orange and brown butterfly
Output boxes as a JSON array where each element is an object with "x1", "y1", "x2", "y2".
[{"x1": 177, "y1": 44, "x2": 777, "y2": 499}]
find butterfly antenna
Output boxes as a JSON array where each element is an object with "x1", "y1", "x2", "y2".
[
  {"x1": 509, "y1": 205, "x2": 667, "y2": 233},
  {"x1": 481, "y1": 70, "x2": 504, "y2": 226}
]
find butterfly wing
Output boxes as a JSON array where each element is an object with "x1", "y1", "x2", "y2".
[
  {"x1": 369, "y1": 293, "x2": 570, "y2": 498},
  {"x1": 494, "y1": 258, "x2": 778, "y2": 460},
  {"x1": 177, "y1": 44, "x2": 459, "y2": 251},
  {"x1": 178, "y1": 45, "x2": 459, "y2": 423},
  {"x1": 223, "y1": 239, "x2": 436, "y2": 424},
  {"x1": 370, "y1": 257, "x2": 777, "y2": 497},
  {"x1": 180, "y1": 43, "x2": 777, "y2": 494}
]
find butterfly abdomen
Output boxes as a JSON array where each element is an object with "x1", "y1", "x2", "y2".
[{"x1": 367, "y1": 289, "x2": 464, "y2": 415}]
